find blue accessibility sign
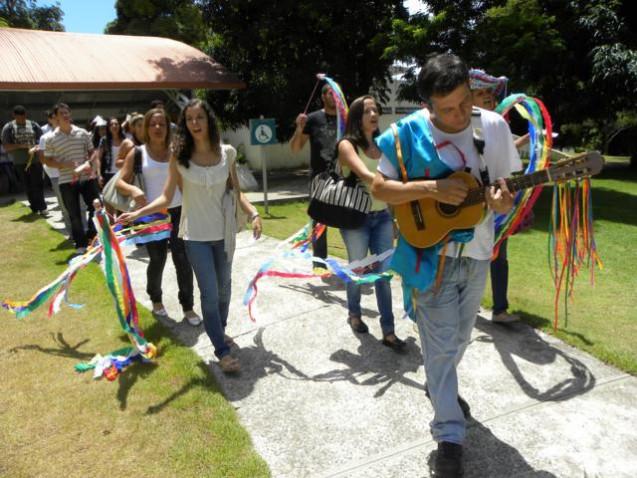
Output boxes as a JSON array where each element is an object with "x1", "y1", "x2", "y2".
[{"x1": 250, "y1": 118, "x2": 277, "y2": 145}]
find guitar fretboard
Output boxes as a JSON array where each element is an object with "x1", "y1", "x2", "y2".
[{"x1": 462, "y1": 169, "x2": 551, "y2": 207}]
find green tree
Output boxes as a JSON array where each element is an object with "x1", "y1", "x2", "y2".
[
  {"x1": 386, "y1": 0, "x2": 637, "y2": 154},
  {"x1": 105, "y1": 0, "x2": 207, "y2": 46},
  {"x1": 199, "y1": 0, "x2": 407, "y2": 138},
  {"x1": 0, "y1": 0, "x2": 64, "y2": 31}
]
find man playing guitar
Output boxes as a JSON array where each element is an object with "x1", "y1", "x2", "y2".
[{"x1": 371, "y1": 54, "x2": 519, "y2": 478}]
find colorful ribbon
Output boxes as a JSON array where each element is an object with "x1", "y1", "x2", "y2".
[
  {"x1": 242, "y1": 223, "x2": 393, "y2": 321},
  {"x1": 3, "y1": 211, "x2": 168, "y2": 379}
]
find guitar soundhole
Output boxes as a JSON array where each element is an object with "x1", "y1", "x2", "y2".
[{"x1": 437, "y1": 202, "x2": 460, "y2": 217}]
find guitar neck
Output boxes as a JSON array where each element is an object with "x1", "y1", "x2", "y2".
[{"x1": 463, "y1": 169, "x2": 551, "y2": 206}]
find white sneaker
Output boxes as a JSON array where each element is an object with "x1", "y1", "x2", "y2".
[
  {"x1": 184, "y1": 311, "x2": 202, "y2": 326},
  {"x1": 152, "y1": 304, "x2": 168, "y2": 317},
  {"x1": 492, "y1": 311, "x2": 520, "y2": 323}
]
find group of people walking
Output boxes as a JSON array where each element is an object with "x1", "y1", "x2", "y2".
[{"x1": 3, "y1": 52, "x2": 527, "y2": 477}]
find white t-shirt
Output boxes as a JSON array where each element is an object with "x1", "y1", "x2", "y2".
[
  {"x1": 141, "y1": 145, "x2": 182, "y2": 208},
  {"x1": 378, "y1": 107, "x2": 521, "y2": 260},
  {"x1": 39, "y1": 130, "x2": 58, "y2": 179}
]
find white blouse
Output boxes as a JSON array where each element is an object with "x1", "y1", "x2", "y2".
[{"x1": 177, "y1": 144, "x2": 236, "y2": 242}]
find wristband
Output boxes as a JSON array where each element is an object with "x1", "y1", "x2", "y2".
[{"x1": 250, "y1": 212, "x2": 260, "y2": 221}]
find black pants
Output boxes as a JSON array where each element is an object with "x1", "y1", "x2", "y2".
[
  {"x1": 145, "y1": 206, "x2": 194, "y2": 312},
  {"x1": 0, "y1": 162, "x2": 20, "y2": 194},
  {"x1": 59, "y1": 179, "x2": 100, "y2": 248},
  {"x1": 23, "y1": 161, "x2": 47, "y2": 212}
]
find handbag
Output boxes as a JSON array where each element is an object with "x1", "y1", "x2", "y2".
[
  {"x1": 307, "y1": 152, "x2": 371, "y2": 229},
  {"x1": 102, "y1": 146, "x2": 145, "y2": 212}
]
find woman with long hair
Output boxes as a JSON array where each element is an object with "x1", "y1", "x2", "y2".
[
  {"x1": 116, "y1": 108, "x2": 201, "y2": 327},
  {"x1": 98, "y1": 117, "x2": 126, "y2": 186},
  {"x1": 118, "y1": 99, "x2": 262, "y2": 373},
  {"x1": 337, "y1": 95, "x2": 405, "y2": 352}
]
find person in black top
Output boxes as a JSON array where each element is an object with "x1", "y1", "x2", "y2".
[{"x1": 290, "y1": 84, "x2": 338, "y2": 271}]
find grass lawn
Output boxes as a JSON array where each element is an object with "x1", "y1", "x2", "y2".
[
  {"x1": 0, "y1": 203, "x2": 269, "y2": 478},
  {"x1": 256, "y1": 158, "x2": 637, "y2": 375}
]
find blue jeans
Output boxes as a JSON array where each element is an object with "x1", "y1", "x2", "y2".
[
  {"x1": 184, "y1": 240, "x2": 232, "y2": 359},
  {"x1": 415, "y1": 256, "x2": 489, "y2": 444},
  {"x1": 339, "y1": 209, "x2": 395, "y2": 336},
  {"x1": 490, "y1": 238, "x2": 509, "y2": 314}
]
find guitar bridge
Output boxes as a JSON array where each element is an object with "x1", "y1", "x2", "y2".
[{"x1": 410, "y1": 201, "x2": 425, "y2": 230}]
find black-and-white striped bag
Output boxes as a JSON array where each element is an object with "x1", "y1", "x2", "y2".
[{"x1": 308, "y1": 168, "x2": 371, "y2": 229}]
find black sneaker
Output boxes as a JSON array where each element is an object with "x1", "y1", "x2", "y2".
[
  {"x1": 424, "y1": 382, "x2": 471, "y2": 419},
  {"x1": 435, "y1": 441, "x2": 463, "y2": 477}
]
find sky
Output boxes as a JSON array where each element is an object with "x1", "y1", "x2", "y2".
[
  {"x1": 50, "y1": 0, "x2": 116, "y2": 34},
  {"x1": 50, "y1": 1, "x2": 424, "y2": 35}
]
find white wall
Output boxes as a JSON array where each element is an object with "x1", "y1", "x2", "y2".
[{"x1": 220, "y1": 67, "x2": 421, "y2": 171}]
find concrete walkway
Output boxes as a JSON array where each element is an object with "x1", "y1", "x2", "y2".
[{"x1": 17, "y1": 178, "x2": 637, "y2": 477}]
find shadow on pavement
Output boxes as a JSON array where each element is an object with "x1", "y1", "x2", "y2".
[
  {"x1": 222, "y1": 328, "x2": 312, "y2": 401},
  {"x1": 313, "y1": 334, "x2": 423, "y2": 398},
  {"x1": 426, "y1": 419, "x2": 557, "y2": 477},
  {"x1": 474, "y1": 316, "x2": 595, "y2": 402},
  {"x1": 279, "y1": 281, "x2": 379, "y2": 319}
]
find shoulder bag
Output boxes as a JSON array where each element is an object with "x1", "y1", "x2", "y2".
[
  {"x1": 307, "y1": 143, "x2": 371, "y2": 229},
  {"x1": 102, "y1": 146, "x2": 145, "y2": 212}
]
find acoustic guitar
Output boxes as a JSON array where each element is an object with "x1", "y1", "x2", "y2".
[{"x1": 393, "y1": 151, "x2": 604, "y2": 248}]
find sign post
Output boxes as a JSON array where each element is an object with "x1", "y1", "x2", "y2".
[{"x1": 249, "y1": 118, "x2": 277, "y2": 214}]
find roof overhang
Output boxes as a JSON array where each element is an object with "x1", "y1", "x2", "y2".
[{"x1": 0, "y1": 27, "x2": 245, "y2": 91}]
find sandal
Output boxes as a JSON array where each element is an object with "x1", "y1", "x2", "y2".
[
  {"x1": 219, "y1": 355, "x2": 240, "y2": 374},
  {"x1": 382, "y1": 334, "x2": 407, "y2": 353},
  {"x1": 347, "y1": 315, "x2": 369, "y2": 334}
]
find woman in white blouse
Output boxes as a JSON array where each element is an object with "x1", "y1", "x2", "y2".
[{"x1": 119, "y1": 100, "x2": 262, "y2": 374}]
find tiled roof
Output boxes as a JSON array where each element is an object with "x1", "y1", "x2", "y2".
[{"x1": 0, "y1": 28, "x2": 244, "y2": 91}]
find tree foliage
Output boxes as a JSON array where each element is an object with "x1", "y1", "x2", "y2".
[
  {"x1": 386, "y1": 0, "x2": 637, "y2": 151},
  {"x1": 199, "y1": 0, "x2": 407, "y2": 138},
  {"x1": 0, "y1": 0, "x2": 64, "y2": 31},
  {"x1": 105, "y1": 0, "x2": 206, "y2": 46}
]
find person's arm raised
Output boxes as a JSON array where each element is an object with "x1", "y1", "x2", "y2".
[{"x1": 289, "y1": 113, "x2": 309, "y2": 153}]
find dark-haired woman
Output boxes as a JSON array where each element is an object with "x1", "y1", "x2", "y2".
[
  {"x1": 116, "y1": 108, "x2": 201, "y2": 328},
  {"x1": 118, "y1": 100, "x2": 262, "y2": 373},
  {"x1": 98, "y1": 117, "x2": 125, "y2": 187},
  {"x1": 337, "y1": 95, "x2": 405, "y2": 352}
]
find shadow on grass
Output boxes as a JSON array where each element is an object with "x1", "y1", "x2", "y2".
[
  {"x1": 426, "y1": 419, "x2": 556, "y2": 477},
  {"x1": 49, "y1": 238, "x2": 73, "y2": 252},
  {"x1": 474, "y1": 315, "x2": 595, "y2": 402},
  {"x1": 9, "y1": 332, "x2": 94, "y2": 360},
  {"x1": 11, "y1": 212, "x2": 39, "y2": 223},
  {"x1": 519, "y1": 311, "x2": 595, "y2": 346},
  {"x1": 523, "y1": 165, "x2": 637, "y2": 230}
]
